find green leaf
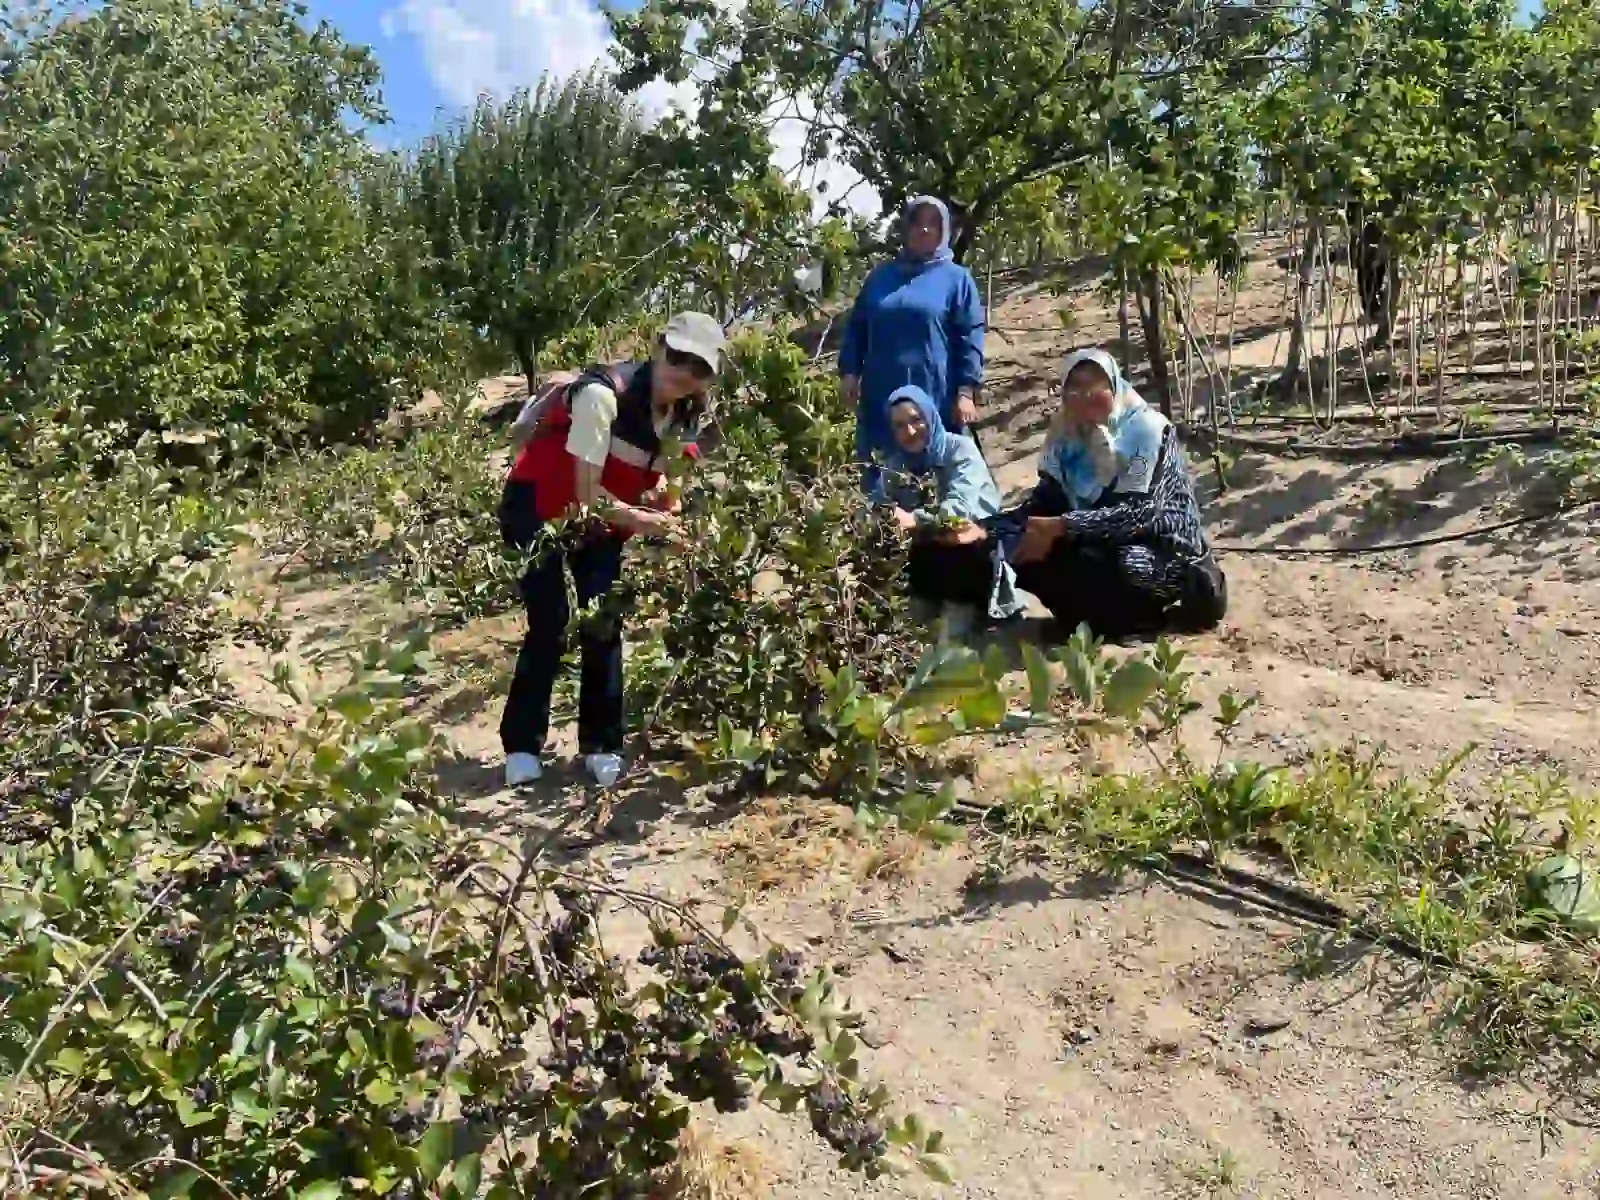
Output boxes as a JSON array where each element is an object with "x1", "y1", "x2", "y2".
[
  {"x1": 285, "y1": 954, "x2": 315, "y2": 988},
  {"x1": 296, "y1": 1183, "x2": 342, "y2": 1200},
  {"x1": 149, "y1": 1169, "x2": 203, "y2": 1199},
  {"x1": 957, "y1": 682, "x2": 1007, "y2": 730},
  {"x1": 418, "y1": 1122, "x2": 454, "y2": 1182},
  {"x1": 1021, "y1": 641, "x2": 1054, "y2": 715},
  {"x1": 982, "y1": 640, "x2": 1010, "y2": 683},
  {"x1": 919, "y1": 1152, "x2": 957, "y2": 1184},
  {"x1": 448, "y1": 1152, "x2": 483, "y2": 1199},
  {"x1": 1062, "y1": 646, "x2": 1097, "y2": 708},
  {"x1": 174, "y1": 1094, "x2": 214, "y2": 1128},
  {"x1": 908, "y1": 718, "x2": 962, "y2": 746},
  {"x1": 1102, "y1": 659, "x2": 1161, "y2": 720},
  {"x1": 1529, "y1": 854, "x2": 1600, "y2": 933}
]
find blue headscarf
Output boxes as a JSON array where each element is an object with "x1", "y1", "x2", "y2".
[
  {"x1": 900, "y1": 195, "x2": 956, "y2": 268},
  {"x1": 883, "y1": 384, "x2": 954, "y2": 475}
]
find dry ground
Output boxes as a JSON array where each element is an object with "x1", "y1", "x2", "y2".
[{"x1": 238, "y1": 238, "x2": 1600, "y2": 1197}]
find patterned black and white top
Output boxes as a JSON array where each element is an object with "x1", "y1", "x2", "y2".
[{"x1": 995, "y1": 425, "x2": 1213, "y2": 601}]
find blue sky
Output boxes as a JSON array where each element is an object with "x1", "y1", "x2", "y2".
[
  {"x1": 308, "y1": 0, "x2": 875, "y2": 212},
  {"x1": 303, "y1": 0, "x2": 639, "y2": 146}
]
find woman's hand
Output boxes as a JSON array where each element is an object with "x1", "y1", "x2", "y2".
[
  {"x1": 1011, "y1": 516, "x2": 1066, "y2": 565},
  {"x1": 841, "y1": 375, "x2": 862, "y2": 404},
  {"x1": 891, "y1": 507, "x2": 919, "y2": 534},
  {"x1": 935, "y1": 519, "x2": 987, "y2": 546},
  {"x1": 640, "y1": 483, "x2": 683, "y2": 514},
  {"x1": 954, "y1": 388, "x2": 979, "y2": 428},
  {"x1": 627, "y1": 506, "x2": 685, "y2": 542}
]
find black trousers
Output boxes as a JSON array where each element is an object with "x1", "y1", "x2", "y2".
[
  {"x1": 1013, "y1": 539, "x2": 1227, "y2": 641},
  {"x1": 906, "y1": 539, "x2": 993, "y2": 608},
  {"x1": 498, "y1": 480, "x2": 628, "y2": 757}
]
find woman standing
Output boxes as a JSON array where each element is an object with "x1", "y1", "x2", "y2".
[
  {"x1": 874, "y1": 384, "x2": 1022, "y2": 637},
  {"x1": 839, "y1": 196, "x2": 987, "y2": 489},
  {"x1": 497, "y1": 312, "x2": 725, "y2": 790},
  {"x1": 1002, "y1": 348, "x2": 1228, "y2": 641}
]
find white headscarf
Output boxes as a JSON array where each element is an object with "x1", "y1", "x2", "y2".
[{"x1": 1041, "y1": 348, "x2": 1156, "y2": 504}]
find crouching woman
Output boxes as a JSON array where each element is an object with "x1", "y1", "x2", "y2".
[
  {"x1": 1001, "y1": 349, "x2": 1227, "y2": 641},
  {"x1": 874, "y1": 384, "x2": 1023, "y2": 636}
]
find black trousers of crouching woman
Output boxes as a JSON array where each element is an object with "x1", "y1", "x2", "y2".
[
  {"x1": 1012, "y1": 538, "x2": 1228, "y2": 641},
  {"x1": 905, "y1": 538, "x2": 993, "y2": 609},
  {"x1": 498, "y1": 480, "x2": 628, "y2": 758}
]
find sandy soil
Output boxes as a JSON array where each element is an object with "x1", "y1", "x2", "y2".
[{"x1": 235, "y1": 239, "x2": 1600, "y2": 1197}]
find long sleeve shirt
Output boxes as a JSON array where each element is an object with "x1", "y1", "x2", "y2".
[
  {"x1": 872, "y1": 434, "x2": 1003, "y2": 528},
  {"x1": 873, "y1": 435, "x2": 1023, "y2": 621},
  {"x1": 997, "y1": 426, "x2": 1211, "y2": 564},
  {"x1": 839, "y1": 259, "x2": 985, "y2": 464}
]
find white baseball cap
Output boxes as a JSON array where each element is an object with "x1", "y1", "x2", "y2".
[{"x1": 661, "y1": 311, "x2": 727, "y2": 374}]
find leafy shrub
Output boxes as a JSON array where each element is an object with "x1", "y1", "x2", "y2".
[
  {"x1": 1, "y1": 404, "x2": 947, "y2": 1197},
  {"x1": 625, "y1": 331, "x2": 927, "y2": 800},
  {"x1": 252, "y1": 419, "x2": 519, "y2": 623},
  {"x1": 0, "y1": 0, "x2": 468, "y2": 444}
]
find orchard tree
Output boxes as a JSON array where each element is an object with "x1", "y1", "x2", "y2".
[
  {"x1": 637, "y1": 109, "x2": 868, "y2": 325},
  {"x1": 0, "y1": 0, "x2": 463, "y2": 443},
  {"x1": 407, "y1": 72, "x2": 855, "y2": 384},
  {"x1": 1074, "y1": 67, "x2": 1261, "y2": 412},
  {"x1": 1253, "y1": 0, "x2": 1537, "y2": 387},
  {"x1": 407, "y1": 75, "x2": 669, "y2": 387},
  {"x1": 611, "y1": 0, "x2": 1288, "y2": 260}
]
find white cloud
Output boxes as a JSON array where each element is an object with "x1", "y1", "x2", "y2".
[
  {"x1": 383, "y1": 0, "x2": 879, "y2": 218},
  {"x1": 383, "y1": 0, "x2": 614, "y2": 110}
]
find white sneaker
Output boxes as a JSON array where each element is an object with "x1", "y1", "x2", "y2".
[
  {"x1": 505, "y1": 753, "x2": 543, "y2": 788},
  {"x1": 584, "y1": 753, "x2": 624, "y2": 789}
]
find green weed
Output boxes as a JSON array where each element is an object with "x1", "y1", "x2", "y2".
[{"x1": 980, "y1": 638, "x2": 1600, "y2": 1087}]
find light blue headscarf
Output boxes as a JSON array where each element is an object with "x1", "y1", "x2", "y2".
[
  {"x1": 1040, "y1": 348, "x2": 1166, "y2": 507},
  {"x1": 883, "y1": 384, "x2": 954, "y2": 475},
  {"x1": 900, "y1": 195, "x2": 956, "y2": 268}
]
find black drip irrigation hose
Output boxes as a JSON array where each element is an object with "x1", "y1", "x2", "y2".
[
  {"x1": 1154, "y1": 851, "x2": 1460, "y2": 972},
  {"x1": 1186, "y1": 427, "x2": 1573, "y2": 463},
  {"x1": 1210, "y1": 494, "x2": 1600, "y2": 558},
  {"x1": 946, "y1": 799, "x2": 1475, "y2": 977}
]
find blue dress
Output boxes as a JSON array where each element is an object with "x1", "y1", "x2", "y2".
[{"x1": 839, "y1": 257, "x2": 986, "y2": 468}]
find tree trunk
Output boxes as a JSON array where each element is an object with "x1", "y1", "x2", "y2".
[
  {"x1": 515, "y1": 340, "x2": 537, "y2": 395},
  {"x1": 1278, "y1": 218, "x2": 1323, "y2": 397},
  {"x1": 952, "y1": 223, "x2": 975, "y2": 264},
  {"x1": 1118, "y1": 267, "x2": 1132, "y2": 369},
  {"x1": 1136, "y1": 268, "x2": 1173, "y2": 418}
]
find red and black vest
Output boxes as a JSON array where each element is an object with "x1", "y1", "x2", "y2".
[{"x1": 505, "y1": 362, "x2": 702, "y2": 536}]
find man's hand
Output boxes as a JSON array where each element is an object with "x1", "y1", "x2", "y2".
[
  {"x1": 954, "y1": 388, "x2": 979, "y2": 428},
  {"x1": 891, "y1": 506, "x2": 919, "y2": 533},
  {"x1": 1011, "y1": 516, "x2": 1066, "y2": 565},
  {"x1": 841, "y1": 375, "x2": 862, "y2": 404}
]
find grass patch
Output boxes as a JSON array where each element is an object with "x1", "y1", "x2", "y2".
[
  {"x1": 713, "y1": 799, "x2": 934, "y2": 896},
  {"x1": 988, "y1": 735, "x2": 1600, "y2": 1083},
  {"x1": 1177, "y1": 1146, "x2": 1242, "y2": 1196}
]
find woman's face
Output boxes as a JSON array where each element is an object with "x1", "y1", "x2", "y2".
[
  {"x1": 904, "y1": 204, "x2": 944, "y2": 260},
  {"x1": 652, "y1": 340, "x2": 715, "y2": 404},
  {"x1": 890, "y1": 400, "x2": 931, "y2": 454},
  {"x1": 1062, "y1": 361, "x2": 1116, "y2": 427}
]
